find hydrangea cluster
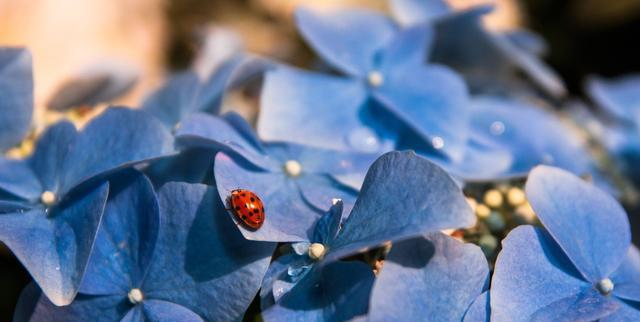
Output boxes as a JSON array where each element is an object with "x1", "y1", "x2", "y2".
[{"x1": 2, "y1": 0, "x2": 640, "y2": 321}]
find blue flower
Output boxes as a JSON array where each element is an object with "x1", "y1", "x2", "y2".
[
  {"x1": 261, "y1": 151, "x2": 476, "y2": 321},
  {"x1": 491, "y1": 166, "x2": 640, "y2": 321},
  {"x1": 469, "y1": 96, "x2": 594, "y2": 177},
  {"x1": 0, "y1": 108, "x2": 174, "y2": 305},
  {"x1": 14, "y1": 170, "x2": 275, "y2": 321},
  {"x1": 0, "y1": 47, "x2": 33, "y2": 152},
  {"x1": 364, "y1": 233, "x2": 489, "y2": 322},
  {"x1": 258, "y1": 6, "x2": 470, "y2": 163},
  {"x1": 389, "y1": 0, "x2": 566, "y2": 98},
  {"x1": 176, "y1": 112, "x2": 379, "y2": 242}
]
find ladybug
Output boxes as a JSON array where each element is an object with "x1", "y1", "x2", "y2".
[{"x1": 228, "y1": 189, "x2": 265, "y2": 230}]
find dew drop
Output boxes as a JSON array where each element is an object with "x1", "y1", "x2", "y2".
[{"x1": 346, "y1": 127, "x2": 381, "y2": 153}]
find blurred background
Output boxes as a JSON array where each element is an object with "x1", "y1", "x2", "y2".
[{"x1": 1, "y1": 0, "x2": 640, "y2": 319}]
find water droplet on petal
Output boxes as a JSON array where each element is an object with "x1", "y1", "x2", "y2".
[
  {"x1": 346, "y1": 127, "x2": 381, "y2": 153},
  {"x1": 287, "y1": 265, "x2": 310, "y2": 278}
]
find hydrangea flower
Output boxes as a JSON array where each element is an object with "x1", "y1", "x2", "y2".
[
  {"x1": 261, "y1": 151, "x2": 476, "y2": 321},
  {"x1": 13, "y1": 170, "x2": 275, "y2": 321},
  {"x1": 364, "y1": 233, "x2": 489, "y2": 321},
  {"x1": 0, "y1": 108, "x2": 174, "y2": 305},
  {"x1": 258, "y1": 6, "x2": 470, "y2": 163},
  {"x1": 389, "y1": 0, "x2": 566, "y2": 98},
  {"x1": 0, "y1": 47, "x2": 33, "y2": 152},
  {"x1": 469, "y1": 96, "x2": 594, "y2": 177},
  {"x1": 491, "y1": 166, "x2": 640, "y2": 321},
  {"x1": 176, "y1": 112, "x2": 379, "y2": 242}
]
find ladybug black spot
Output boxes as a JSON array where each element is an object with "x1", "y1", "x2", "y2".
[
  {"x1": 241, "y1": 193, "x2": 246, "y2": 197},
  {"x1": 235, "y1": 206, "x2": 240, "y2": 211},
  {"x1": 253, "y1": 208, "x2": 259, "y2": 214},
  {"x1": 250, "y1": 197, "x2": 255, "y2": 202},
  {"x1": 241, "y1": 215, "x2": 247, "y2": 220}
]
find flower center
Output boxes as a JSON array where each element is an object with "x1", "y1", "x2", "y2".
[
  {"x1": 596, "y1": 278, "x2": 614, "y2": 295},
  {"x1": 284, "y1": 160, "x2": 302, "y2": 177},
  {"x1": 367, "y1": 71, "x2": 384, "y2": 87},
  {"x1": 431, "y1": 136, "x2": 444, "y2": 150},
  {"x1": 40, "y1": 191, "x2": 56, "y2": 206},
  {"x1": 308, "y1": 243, "x2": 326, "y2": 260},
  {"x1": 128, "y1": 288, "x2": 144, "y2": 304}
]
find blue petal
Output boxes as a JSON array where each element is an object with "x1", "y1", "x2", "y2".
[
  {"x1": 264, "y1": 142, "x2": 377, "y2": 181},
  {"x1": 15, "y1": 284, "x2": 129, "y2": 322},
  {"x1": 389, "y1": 0, "x2": 451, "y2": 26},
  {"x1": 379, "y1": 23, "x2": 433, "y2": 70},
  {"x1": 463, "y1": 291, "x2": 490, "y2": 322},
  {"x1": 312, "y1": 201, "x2": 343, "y2": 245},
  {"x1": 470, "y1": 96, "x2": 592, "y2": 176},
  {"x1": 142, "y1": 183, "x2": 275, "y2": 321},
  {"x1": 0, "y1": 47, "x2": 33, "y2": 152},
  {"x1": 600, "y1": 301, "x2": 640, "y2": 322},
  {"x1": 326, "y1": 151, "x2": 475, "y2": 262},
  {"x1": 611, "y1": 246, "x2": 640, "y2": 302},
  {"x1": 587, "y1": 75, "x2": 640, "y2": 123},
  {"x1": 0, "y1": 158, "x2": 41, "y2": 201},
  {"x1": 373, "y1": 64, "x2": 470, "y2": 161},
  {"x1": 294, "y1": 7, "x2": 395, "y2": 76},
  {"x1": 214, "y1": 153, "x2": 321, "y2": 242},
  {"x1": 527, "y1": 287, "x2": 620, "y2": 322},
  {"x1": 295, "y1": 174, "x2": 357, "y2": 215},
  {"x1": 142, "y1": 72, "x2": 205, "y2": 127},
  {"x1": 367, "y1": 233, "x2": 488, "y2": 322},
  {"x1": 258, "y1": 67, "x2": 375, "y2": 152},
  {"x1": 0, "y1": 183, "x2": 109, "y2": 306},
  {"x1": 80, "y1": 170, "x2": 159, "y2": 295},
  {"x1": 176, "y1": 112, "x2": 268, "y2": 168},
  {"x1": 526, "y1": 165, "x2": 631, "y2": 282},
  {"x1": 60, "y1": 108, "x2": 174, "y2": 193},
  {"x1": 490, "y1": 226, "x2": 614, "y2": 322},
  {"x1": 263, "y1": 261, "x2": 374, "y2": 322},
  {"x1": 503, "y1": 29, "x2": 548, "y2": 57},
  {"x1": 142, "y1": 300, "x2": 204, "y2": 322},
  {"x1": 29, "y1": 121, "x2": 78, "y2": 196},
  {"x1": 143, "y1": 148, "x2": 215, "y2": 187}
]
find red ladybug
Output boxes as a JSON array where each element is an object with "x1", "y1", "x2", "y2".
[{"x1": 228, "y1": 189, "x2": 265, "y2": 230}]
